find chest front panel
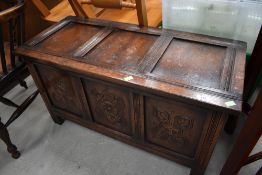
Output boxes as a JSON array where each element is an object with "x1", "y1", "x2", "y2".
[{"x1": 36, "y1": 65, "x2": 84, "y2": 117}]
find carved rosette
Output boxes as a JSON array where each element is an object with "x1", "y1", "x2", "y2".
[
  {"x1": 152, "y1": 108, "x2": 194, "y2": 146},
  {"x1": 95, "y1": 90, "x2": 125, "y2": 123}
]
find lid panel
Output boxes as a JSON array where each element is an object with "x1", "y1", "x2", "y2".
[
  {"x1": 84, "y1": 29, "x2": 158, "y2": 72},
  {"x1": 34, "y1": 23, "x2": 102, "y2": 56},
  {"x1": 17, "y1": 17, "x2": 246, "y2": 112},
  {"x1": 148, "y1": 39, "x2": 228, "y2": 89}
]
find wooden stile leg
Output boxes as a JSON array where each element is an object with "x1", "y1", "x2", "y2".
[
  {"x1": 191, "y1": 113, "x2": 226, "y2": 175},
  {"x1": 52, "y1": 115, "x2": 65, "y2": 125}
]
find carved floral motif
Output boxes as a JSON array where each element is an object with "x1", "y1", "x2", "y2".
[
  {"x1": 153, "y1": 108, "x2": 194, "y2": 146},
  {"x1": 95, "y1": 90, "x2": 125, "y2": 123}
]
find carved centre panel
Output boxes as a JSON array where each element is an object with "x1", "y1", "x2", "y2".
[
  {"x1": 95, "y1": 90, "x2": 124, "y2": 123},
  {"x1": 85, "y1": 30, "x2": 157, "y2": 72},
  {"x1": 83, "y1": 79, "x2": 133, "y2": 136},
  {"x1": 145, "y1": 97, "x2": 209, "y2": 157}
]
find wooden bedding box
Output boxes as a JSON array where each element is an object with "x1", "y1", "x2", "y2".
[{"x1": 16, "y1": 16, "x2": 246, "y2": 175}]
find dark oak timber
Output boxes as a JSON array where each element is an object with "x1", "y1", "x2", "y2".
[{"x1": 15, "y1": 16, "x2": 247, "y2": 175}]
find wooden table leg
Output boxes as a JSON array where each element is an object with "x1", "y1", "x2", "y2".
[
  {"x1": 0, "y1": 117, "x2": 20, "y2": 159},
  {"x1": 191, "y1": 113, "x2": 226, "y2": 175}
]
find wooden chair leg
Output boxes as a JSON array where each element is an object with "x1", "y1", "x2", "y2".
[
  {"x1": 5, "y1": 90, "x2": 39, "y2": 127},
  {"x1": 17, "y1": 78, "x2": 28, "y2": 89},
  {"x1": 243, "y1": 152, "x2": 262, "y2": 166},
  {"x1": 0, "y1": 90, "x2": 39, "y2": 159},
  {"x1": 0, "y1": 96, "x2": 19, "y2": 108},
  {"x1": 0, "y1": 118, "x2": 20, "y2": 159},
  {"x1": 220, "y1": 90, "x2": 262, "y2": 175}
]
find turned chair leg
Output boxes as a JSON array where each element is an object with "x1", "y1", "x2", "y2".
[
  {"x1": 17, "y1": 77, "x2": 28, "y2": 89},
  {"x1": 0, "y1": 118, "x2": 20, "y2": 159}
]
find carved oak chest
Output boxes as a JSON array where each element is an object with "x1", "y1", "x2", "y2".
[{"x1": 16, "y1": 17, "x2": 246, "y2": 175}]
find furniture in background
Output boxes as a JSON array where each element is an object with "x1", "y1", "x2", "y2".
[
  {"x1": 69, "y1": 0, "x2": 162, "y2": 27},
  {"x1": 16, "y1": 16, "x2": 246, "y2": 175},
  {"x1": 78, "y1": 0, "x2": 137, "y2": 19},
  {"x1": 69, "y1": 0, "x2": 137, "y2": 18},
  {"x1": 31, "y1": 0, "x2": 75, "y2": 23},
  {"x1": 32, "y1": 0, "x2": 162, "y2": 27},
  {"x1": 0, "y1": 0, "x2": 39, "y2": 159},
  {"x1": 0, "y1": 0, "x2": 56, "y2": 40}
]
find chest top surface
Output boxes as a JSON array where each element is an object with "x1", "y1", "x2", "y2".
[{"x1": 16, "y1": 16, "x2": 246, "y2": 113}]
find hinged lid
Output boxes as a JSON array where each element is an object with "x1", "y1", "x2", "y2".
[{"x1": 16, "y1": 16, "x2": 247, "y2": 113}]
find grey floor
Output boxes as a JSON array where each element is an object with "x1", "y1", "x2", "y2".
[{"x1": 0, "y1": 77, "x2": 261, "y2": 175}]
